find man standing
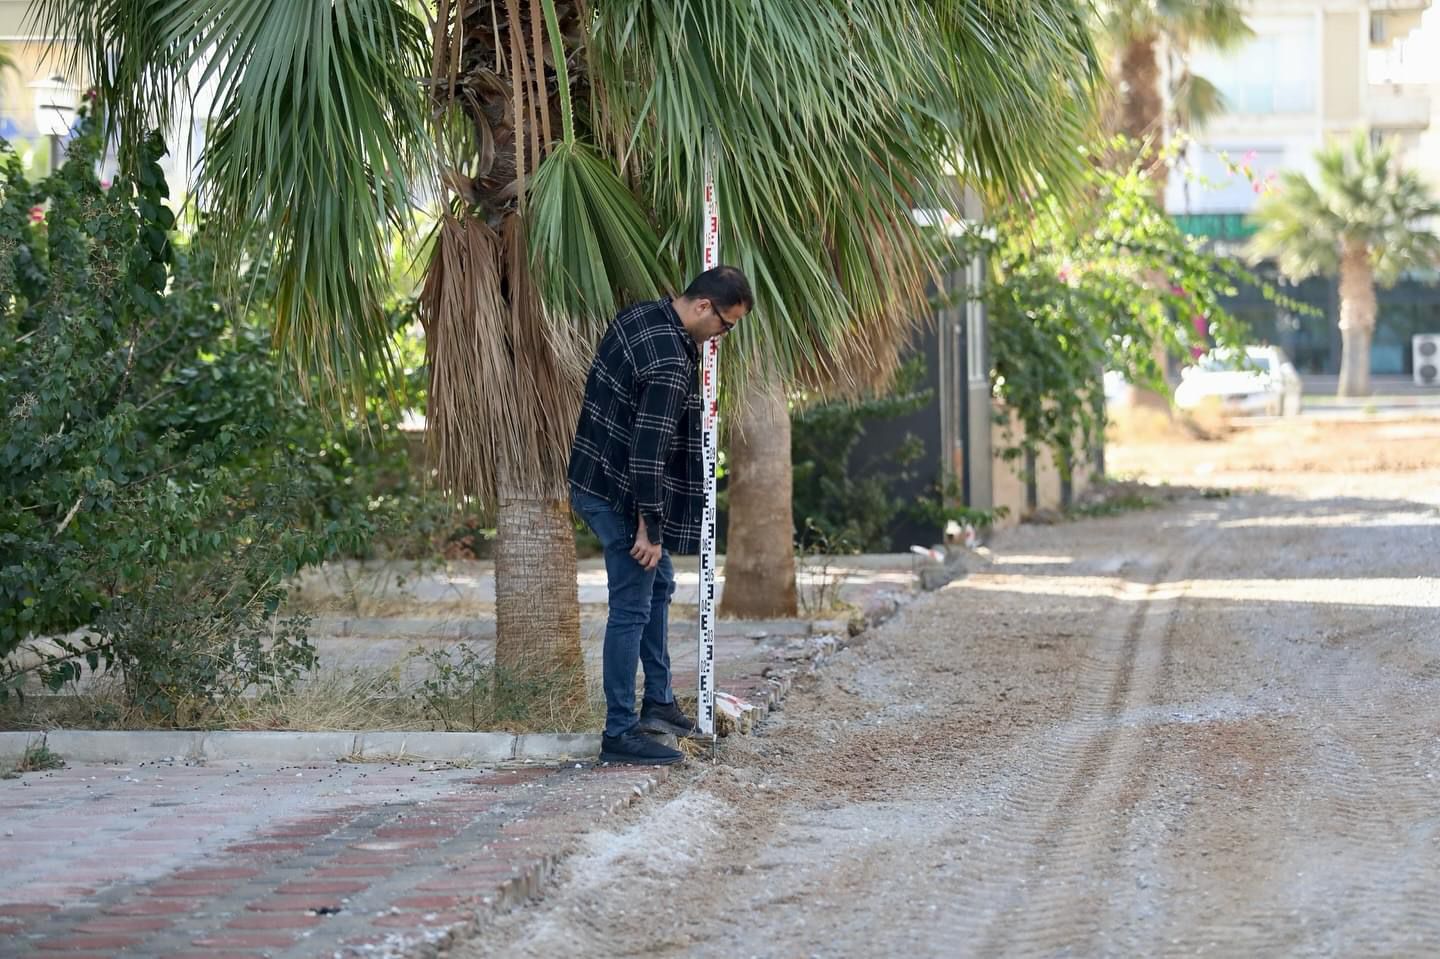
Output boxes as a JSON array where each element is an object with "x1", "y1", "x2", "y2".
[{"x1": 569, "y1": 266, "x2": 753, "y2": 765}]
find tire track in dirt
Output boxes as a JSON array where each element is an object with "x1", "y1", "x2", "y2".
[
  {"x1": 963, "y1": 525, "x2": 1217, "y2": 957},
  {"x1": 1104, "y1": 494, "x2": 1440, "y2": 957}
]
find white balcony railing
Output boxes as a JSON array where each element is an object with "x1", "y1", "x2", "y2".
[{"x1": 1369, "y1": 83, "x2": 1433, "y2": 127}]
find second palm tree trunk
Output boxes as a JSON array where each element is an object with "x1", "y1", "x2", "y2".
[{"x1": 720, "y1": 373, "x2": 798, "y2": 619}]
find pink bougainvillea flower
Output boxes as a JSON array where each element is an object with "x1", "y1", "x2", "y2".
[
  {"x1": 100, "y1": 178, "x2": 112, "y2": 190},
  {"x1": 29, "y1": 205, "x2": 44, "y2": 224}
]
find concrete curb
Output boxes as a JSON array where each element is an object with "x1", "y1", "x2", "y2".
[
  {"x1": 307, "y1": 615, "x2": 816, "y2": 640},
  {"x1": 0, "y1": 729, "x2": 600, "y2": 765}
]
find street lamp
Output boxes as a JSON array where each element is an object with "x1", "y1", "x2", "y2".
[{"x1": 28, "y1": 75, "x2": 78, "y2": 172}]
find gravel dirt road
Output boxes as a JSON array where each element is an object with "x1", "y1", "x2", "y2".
[{"x1": 449, "y1": 416, "x2": 1440, "y2": 959}]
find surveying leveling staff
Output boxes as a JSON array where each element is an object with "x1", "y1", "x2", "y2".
[{"x1": 568, "y1": 266, "x2": 754, "y2": 766}]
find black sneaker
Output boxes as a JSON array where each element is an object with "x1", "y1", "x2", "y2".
[
  {"x1": 638, "y1": 698, "x2": 699, "y2": 738},
  {"x1": 599, "y1": 729, "x2": 684, "y2": 766}
]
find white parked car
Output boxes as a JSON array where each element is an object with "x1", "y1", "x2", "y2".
[{"x1": 1174, "y1": 346, "x2": 1303, "y2": 417}]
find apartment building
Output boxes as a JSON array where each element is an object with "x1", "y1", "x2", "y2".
[
  {"x1": 0, "y1": 1, "x2": 76, "y2": 175},
  {"x1": 1171, "y1": 0, "x2": 1440, "y2": 376},
  {"x1": 1171, "y1": 1, "x2": 1431, "y2": 220},
  {"x1": 1, "y1": 1, "x2": 207, "y2": 190}
]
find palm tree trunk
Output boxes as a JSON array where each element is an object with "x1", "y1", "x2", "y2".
[
  {"x1": 1118, "y1": 32, "x2": 1170, "y2": 198},
  {"x1": 1119, "y1": 34, "x2": 1162, "y2": 141},
  {"x1": 1337, "y1": 246, "x2": 1377, "y2": 398},
  {"x1": 493, "y1": 482, "x2": 585, "y2": 706},
  {"x1": 719, "y1": 373, "x2": 797, "y2": 619}
]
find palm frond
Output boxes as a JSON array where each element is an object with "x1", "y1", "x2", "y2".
[
  {"x1": 931, "y1": 0, "x2": 1102, "y2": 196},
  {"x1": 1172, "y1": 72, "x2": 1227, "y2": 131},
  {"x1": 418, "y1": 210, "x2": 587, "y2": 502},
  {"x1": 585, "y1": 0, "x2": 1099, "y2": 401},
  {"x1": 526, "y1": 139, "x2": 678, "y2": 344},
  {"x1": 1165, "y1": 0, "x2": 1252, "y2": 50},
  {"x1": 30, "y1": 0, "x2": 433, "y2": 400},
  {"x1": 419, "y1": 215, "x2": 512, "y2": 505},
  {"x1": 1249, "y1": 131, "x2": 1440, "y2": 284},
  {"x1": 27, "y1": 0, "x2": 186, "y2": 164},
  {"x1": 1105, "y1": 0, "x2": 1252, "y2": 50}
]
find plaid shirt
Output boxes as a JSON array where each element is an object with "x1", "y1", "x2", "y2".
[{"x1": 568, "y1": 297, "x2": 705, "y2": 554}]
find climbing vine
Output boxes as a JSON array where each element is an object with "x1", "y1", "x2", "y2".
[{"x1": 977, "y1": 142, "x2": 1303, "y2": 475}]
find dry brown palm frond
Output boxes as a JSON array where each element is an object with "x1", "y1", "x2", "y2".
[
  {"x1": 420, "y1": 215, "x2": 511, "y2": 505},
  {"x1": 500, "y1": 211, "x2": 586, "y2": 499}
]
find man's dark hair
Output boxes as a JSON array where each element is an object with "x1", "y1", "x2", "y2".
[{"x1": 683, "y1": 266, "x2": 754, "y2": 312}]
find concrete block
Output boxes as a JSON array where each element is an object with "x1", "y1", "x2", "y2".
[
  {"x1": 199, "y1": 731, "x2": 360, "y2": 762},
  {"x1": 356, "y1": 731, "x2": 516, "y2": 763},
  {"x1": 40, "y1": 730, "x2": 205, "y2": 763},
  {"x1": 512, "y1": 733, "x2": 601, "y2": 760}
]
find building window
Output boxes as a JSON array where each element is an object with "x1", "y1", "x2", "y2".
[{"x1": 1196, "y1": 23, "x2": 1316, "y2": 115}]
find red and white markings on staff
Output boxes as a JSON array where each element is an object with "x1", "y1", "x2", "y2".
[{"x1": 697, "y1": 170, "x2": 719, "y2": 737}]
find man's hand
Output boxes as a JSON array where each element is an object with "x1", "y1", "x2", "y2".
[{"x1": 631, "y1": 522, "x2": 662, "y2": 572}]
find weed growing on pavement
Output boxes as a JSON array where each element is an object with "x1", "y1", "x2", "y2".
[
  {"x1": 2, "y1": 741, "x2": 64, "y2": 778},
  {"x1": 1067, "y1": 490, "x2": 1162, "y2": 518},
  {"x1": 1063, "y1": 479, "x2": 1231, "y2": 520},
  {"x1": 795, "y1": 521, "x2": 858, "y2": 618}
]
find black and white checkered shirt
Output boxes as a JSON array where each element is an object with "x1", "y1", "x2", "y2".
[{"x1": 568, "y1": 297, "x2": 705, "y2": 554}]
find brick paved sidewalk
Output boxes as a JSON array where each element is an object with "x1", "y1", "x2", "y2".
[{"x1": 1, "y1": 760, "x2": 664, "y2": 958}]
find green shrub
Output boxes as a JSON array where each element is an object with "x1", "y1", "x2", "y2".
[
  {"x1": 790, "y1": 357, "x2": 931, "y2": 553},
  {"x1": 0, "y1": 112, "x2": 452, "y2": 721}
]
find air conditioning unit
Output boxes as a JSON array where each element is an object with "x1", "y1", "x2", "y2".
[{"x1": 1416, "y1": 334, "x2": 1440, "y2": 387}]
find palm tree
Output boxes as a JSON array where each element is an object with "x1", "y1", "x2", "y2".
[
  {"x1": 1100, "y1": 0, "x2": 1250, "y2": 192},
  {"x1": 33, "y1": 0, "x2": 1098, "y2": 687},
  {"x1": 1249, "y1": 134, "x2": 1440, "y2": 398},
  {"x1": 678, "y1": 3, "x2": 1101, "y2": 618}
]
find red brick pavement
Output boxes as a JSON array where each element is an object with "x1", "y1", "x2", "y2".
[{"x1": 1, "y1": 761, "x2": 666, "y2": 958}]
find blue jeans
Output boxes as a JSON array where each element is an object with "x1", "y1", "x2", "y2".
[{"x1": 571, "y1": 491, "x2": 677, "y2": 737}]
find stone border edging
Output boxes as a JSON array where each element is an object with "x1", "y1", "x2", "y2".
[{"x1": 0, "y1": 729, "x2": 598, "y2": 764}]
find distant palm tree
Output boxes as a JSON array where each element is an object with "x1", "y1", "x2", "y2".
[
  {"x1": 1249, "y1": 134, "x2": 1440, "y2": 397},
  {"x1": 1101, "y1": 0, "x2": 1250, "y2": 190}
]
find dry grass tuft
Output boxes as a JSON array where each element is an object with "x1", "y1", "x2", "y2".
[
  {"x1": 217, "y1": 666, "x2": 417, "y2": 732},
  {"x1": 3, "y1": 741, "x2": 65, "y2": 778},
  {"x1": 1, "y1": 660, "x2": 604, "y2": 735}
]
